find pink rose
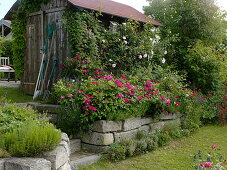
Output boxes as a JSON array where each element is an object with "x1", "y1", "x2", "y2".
[
  {"x1": 117, "y1": 94, "x2": 123, "y2": 98},
  {"x1": 175, "y1": 102, "x2": 181, "y2": 107},
  {"x1": 60, "y1": 96, "x2": 65, "y2": 99},
  {"x1": 88, "y1": 106, "x2": 97, "y2": 111},
  {"x1": 105, "y1": 75, "x2": 113, "y2": 81},
  {"x1": 211, "y1": 145, "x2": 217, "y2": 149},
  {"x1": 166, "y1": 102, "x2": 171, "y2": 106},
  {"x1": 137, "y1": 96, "x2": 143, "y2": 101},
  {"x1": 144, "y1": 87, "x2": 149, "y2": 91},
  {"x1": 123, "y1": 98, "x2": 131, "y2": 103},
  {"x1": 205, "y1": 162, "x2": 213, "y2": 167},
  {"x1": 161, "y1": 96, "x2": 166, "y2": 100},
  {"x1": 121, "y1": 75, "x2": 127, "y2": 80},
  {"x1": 67, "y1": 94, "x2": 73, "y2": 98},
  {"x1": 83, "y1": 70, "x2": 89, "y2": 73},
  {"x1": 77, "y1": 90, "x2": 83, "y2": 93},
  {"x1": 85, "y1": 112, "x2": 90, "y2": 116},
  {"x1": 82, "y1": 60, "x2": 88, "y2": 64},
  {"x1": 145, "y1": 95, "x2": 150, "y2": 98}
]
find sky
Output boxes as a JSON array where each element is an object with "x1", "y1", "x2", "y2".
[{"x1": 0, "y1": 0, "x2": 227, "y2": 19}]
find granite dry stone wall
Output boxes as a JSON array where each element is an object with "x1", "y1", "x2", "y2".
[
  {"x1": 81, "y1": 113, "x2": 182, "y2": 152},
  {"x1": 0, "y1": 133, "x2": 73, "y2": 170}
]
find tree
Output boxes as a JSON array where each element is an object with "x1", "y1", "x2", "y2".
[{"x1": 144, "y1": 0, "x2": 226, "y2": 93}]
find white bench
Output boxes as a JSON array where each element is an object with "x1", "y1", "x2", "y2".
[{"x1": 0, "y1": 57, "x2": 16, "y2": 82}]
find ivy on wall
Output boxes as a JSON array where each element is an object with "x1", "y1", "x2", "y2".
[
  {"x1": 63, "y1": 8, "x2": 165, "y2": 74},
  {"x1": 12, "y1": 0, "x2": 50, "y2": 78}
]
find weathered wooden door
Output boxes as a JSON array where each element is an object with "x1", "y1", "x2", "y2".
[
  {"x1": 22, "y1": 12, "x2": 44, "y2": 95},
  {"x1": 22, "y1": 0, "x2": 69, "y2": 95}
]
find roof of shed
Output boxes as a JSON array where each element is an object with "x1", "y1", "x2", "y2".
[
  {"x1": 4, "y1": 0, "x2": 162, "y2": 26},
  {"x1": 68, "y1": 0, "x2": 163, "y2": 26}
]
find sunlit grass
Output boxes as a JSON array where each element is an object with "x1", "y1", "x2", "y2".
[{"x1": 80, "y1": 125, "x2": 227, "y2": 170}]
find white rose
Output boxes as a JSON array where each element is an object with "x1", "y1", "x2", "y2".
[
  {"x1": 109, "y1": 59, "x2": 113, "y2": 62},
  {"x1": 143, "y1": 54, "x2": 148, "y2": 58},
  {"x1": 102, "y1": 40, "x2": 105, "y2": 43},
  {"x1": 161, "y1": 58, "x2": 166, "y2": 64},
  {"x1": 112, "y1": 64, "x2": 116, "y2": 68},
  {"x1": 123, "y1": 36, "x2": 126, "y2": 40},
  {"x1": 124, "y1": 40, "x2": 128, "y2": 44},
  {"x1": 138, "y1": 55, "x2": 143, "y2": 59},
  {"x1": 164, "y1": 51, "x2": 167, "y2": 55}
]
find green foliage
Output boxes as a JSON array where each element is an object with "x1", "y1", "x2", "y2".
[
  {"x1": 185, "y1": 42, "x2": 226, "y2": 93},
  {"x1": 11, "y1": 0, "x2": 51, "y2": 78},
  {"x1": 0, "y1": 148, "x2": 10, "y2": 158},
  {"x1": 144, "y1": 0, "x2": 226, "y2": 92},
  {"x1": 0, "y1": 120, "x2": 61, "y2": 157},
  {"x1": 105, "y1": 142, "x2": 126, "y2": 162},
  {"x1": 156, "y1": 130, "x2": 171, "y2": 147},
  {"x1": 181, "y1": 99, "x2": 202, "y2": 132},
  {"x1": 0, "y1": 39, "x2": 13, "y2": 58},
  {"x1": 0, "y1": 102, "x2": 38, "y2": 133}
]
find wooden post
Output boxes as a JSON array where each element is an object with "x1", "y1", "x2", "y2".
[{"x1": 1, "y1": 24, "x2": 4, "y2": 37}]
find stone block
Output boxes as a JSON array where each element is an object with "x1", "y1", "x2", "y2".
[
  {"x1": 123, "y1": 117, "x2": 153, "y2": 131},
  {"x1": 138, "y1": 125, "x2": 150, "y2": 134},
  {"x1": 58, "y1": 161, "x2": 71, "y2": 170},
  {"x1": 59, "y1": 141, "x2": 70, "y2": 157},
  {"x1": 70, "y1": 154, "x2": 100, "y2": 170},
  {"x1": 160, "y1": 113, "x2": 181, "y2": 120},
  {"x1": 82, "y1": 131, "x2": 114, "y2": 146},
  {"x1": 91, "y1": 120, "x2": 122, "y2": 133},
  {"x1": 27, "y1": 103, "x2": 60, "y2": 114},
  {"x1": 5, "y1": 158, "x2": 51, "y2": 170},
  {"x1": 149, "y1": 121, "x2": 165, "y2": 134},
  {"x1": 70, "y1": 139, "x2": 81, "y2": 154},
  {"x1": 61, "y1": 133, "x2": 70, "y2": 143},
  {"x1": 0, "y1": 159, "x2": 5, "y2": 170},
  {"x1": 114, "y1": 129, "x2": 138, "y2": 142},
  {"x1": 81, "y1": 143, "x2": 107, "y2": 153},
  {"x1": 43, "y1": 145, "x2": 69, "y2": 170}
]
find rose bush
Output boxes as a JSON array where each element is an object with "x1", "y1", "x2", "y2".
[{"x1": 53, "y1": 56, "x2": 195, "y2": 132}]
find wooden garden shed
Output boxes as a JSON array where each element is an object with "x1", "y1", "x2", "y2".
[{"x1": 5, "y1": 0, "x2": 162, "y2": 95}]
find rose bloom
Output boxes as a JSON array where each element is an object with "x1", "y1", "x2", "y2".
[
  {"x1": 88, "y1": 106, "x2": 97, "y2": 111},
  {"x1": 123, "y1": 98, "x2": 131, "y2": 103},
  {"x1": 117, "y1": 94, "x2": 123, "y2": 98},
  {"x1": 77, "y1": 90, "x2": 83, "y2": 93},
  {"x1": 211, "y1": 145, "x2": 217, "y2": 149},
  {"x1": 175, "y1": 102, "x2": 181, "y2": 107},
  {"x1": 66, "y1": 84, "x2": 71, "y2": 87},
  {"x1": 205, "y1": 162, "x2": 213, "y2": 167},
  {"x1": 60, "y1": 96, "x2": 65, "y2": 99},
  {"x1": 160, "y1": 96, "x2": 166, "y2": 100},
  {"x1": 137, "y1": 96, "x2": 143, "y2": 101},
  {"x1": 144, "y1": 87, "x2": 149, "y2": 91},
  {"x1": 145, "y1": 95, "x2": 150, "y2": 98},
  {"x1": 67, "y1": 94, "x2": 73, "y2": 98},
  {"x1": 121, "y1": 75, "x2": 127, "y2": 80},
  {"x1": 85, "y1": 112, "x2": 90, "y2": 116},
  {"x1": 105, "y1": 75, "x2": 113, "y2": 81}
]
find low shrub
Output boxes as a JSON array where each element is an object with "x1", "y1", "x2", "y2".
[
  {"x1": 0, "y1": 100, "x2": 61, "y2": 157},
  {"x1": 105, "y1": 142, "x2": 126, "y2": 162},
  {"x1": 0, "y1": 120, "x2": 61, "y2": 157},
  {"x1": 0, "y1": 102, "x2": 38, "y2": 133}
]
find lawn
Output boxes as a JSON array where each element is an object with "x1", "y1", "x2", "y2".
[
  {"x1": 0, "y1": 87, "x2": 32, "y2": 103},
  {"x1": 81, "y1": 125, "x2": 227, "y2": 170}
]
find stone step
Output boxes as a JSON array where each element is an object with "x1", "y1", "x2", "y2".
[
  {"x1": 70, "y1": 139, "x2": 81, "y2": 154},
  {"x1": 70, "y1": 152, "x2": 100, "y2": 170}
]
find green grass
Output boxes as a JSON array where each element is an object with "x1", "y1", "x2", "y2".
[
  {"x1": 0, "y1": 87, "x2": 32, "y2": 103},
  {"x1": 80, "y1": 125, "x2": 227, "y2": 170}
]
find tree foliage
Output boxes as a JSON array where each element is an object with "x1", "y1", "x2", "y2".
[{"x1": 144, "y1": 0, "x2": 226, "y2": 93}]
